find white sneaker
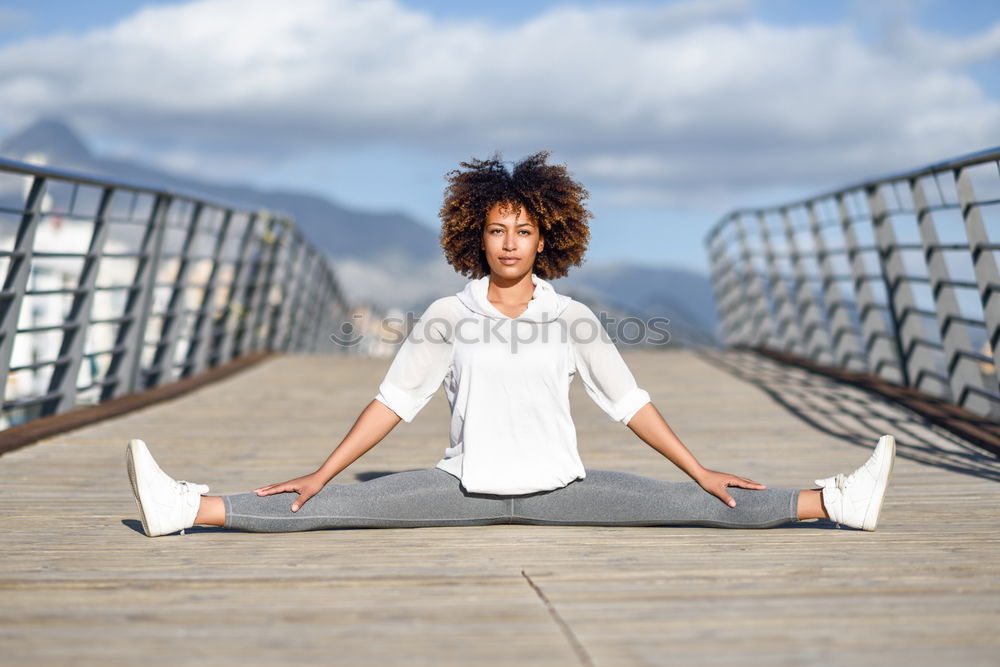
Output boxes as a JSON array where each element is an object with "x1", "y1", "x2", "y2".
[
  {"x1": 815, "y1": 434, "x2": 895, "y2": 531},
  {"x1": 125, "y1": 439, "x2": 209, "y2": 537}
]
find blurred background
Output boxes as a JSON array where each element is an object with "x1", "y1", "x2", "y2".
[{"x1": 1, "y1": 0, "x2": 998, "y2": 342}]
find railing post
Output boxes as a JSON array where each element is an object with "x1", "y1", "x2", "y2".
[
  {"x1": 102, "y1": 195, "x2": 171, "y2": 399},
  {"x1": 285, "y1": 232, "x2": 314, "y2": 351},
  {"x1": 297, "y1": 256, "x2": 325, "y2": 353},
  {"x1": 724, "y1": 232, "x2": 753, "y2": 347},
  {"x1": 705, "y1": 230, "x2": 743, "y2": 346},
  {"x1": 247, "y1": 215, "x2": 286, "y2": 352},
  {"x1": 313, "y1": 272, "x2": 336, "y2": 354},
  {"x1": 956, "y1": 166, "x2": 1000, "y2": 398},
  {"x1": 185, "y1": 209, "x2": 233, "y2": 377},
  {"x1": 867, "y1": 184, "x2": 937, "y2": 390},
  {"x1": 911, "y1": 177, "x2": 989, "y2": 411},
  {"x1": 290, "y1": 251, "x2": 320, "y2": 352},
  {"x1": 733, "y1": 213, "x2": 776, "y2": 347},
  {"x1": 781, "y1": 209, "x2": 833, "y2": 365},
  {"x1": 149, "y1": 202, "x2": 204, "y2": 387},
  {"x1": 234, "y1": 216, "x2": 273, "y2": 356},
  {"x1": 758, "y1": 211, "x2": 805, "y2": 355},
  {"x1": 269, "y1": 226, "x2": 305, "y2": 352},
  {"x1": 0, "y1": 176, "x2": 47, "y2": 411},
  {"x1": 716, "y1": 219, "x2": 755, "y2": 346},
  {"x1": 837, "y1": 193, "x2": 895, "y2": 379},
  {"x1": 806, "y1": 201, "x2": 865, "y2": 371},
  {"x1": 216, "y1": 212, "x2": 259, "y2": 364},
  {"x1": 46, "y1": 186, "x2": 114, "y2": 413}
]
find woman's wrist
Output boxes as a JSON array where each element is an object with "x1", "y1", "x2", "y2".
[
  {"x1": 688, "y1": 464, "x2": 710, "y2": 483},
  {"x1": 313, "y1": 466, "x2": 336, "y2": 485}
]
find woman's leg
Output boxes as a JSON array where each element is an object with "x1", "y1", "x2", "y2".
[
  {"x1": 511, "y1": 469, "x2": 802, "y2": 528},
  {"x1": 196, "y1": 470, "x2": 822, "y2": 530},
  {"x1": 132, "y1": 436, "x2": 889, "y2": 535},
  {"x1": 217, "y1": 468, "x2": 511, "y2": 532}
]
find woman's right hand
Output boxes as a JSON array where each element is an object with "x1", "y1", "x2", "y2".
[{"x1": 253, "y1": 472, "x2": 328, "y2": 512}]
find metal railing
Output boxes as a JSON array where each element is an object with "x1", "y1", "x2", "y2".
[
  {"x1": 0, "y1": 156, "x2": 348, "y2": 429},
  {"x1": 704, "y1": 147, "x2": 1000, "y2": 419}
]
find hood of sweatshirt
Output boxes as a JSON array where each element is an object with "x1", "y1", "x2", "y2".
[{"x1": 456, "y1": 273, "x2": 571, "y2": 323}]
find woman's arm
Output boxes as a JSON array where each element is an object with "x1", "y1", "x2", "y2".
[
  {"x1": 256, "y1": 299, "x2": 454, "y2": 511},
  {"x1": 253, "y1": 399, "x2": 402, "y2": 511},
  {"x1": 314, "y1": 399, "x2": 402, "y2": 483},
  {"x1": 626, "y1": 402, "x2": 765, "y2": 507}
]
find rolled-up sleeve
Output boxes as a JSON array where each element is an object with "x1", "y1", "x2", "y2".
[
  {"x1": 374, "y1": 298, "x2": 454, "y2": 422},
  {"x1": 568, "y1": 302, "x2": 651, "y2": 426}
]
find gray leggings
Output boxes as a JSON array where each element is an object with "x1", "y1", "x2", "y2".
[{"x1": 222, "y1": 468, "x2": 800, "y2": 532}]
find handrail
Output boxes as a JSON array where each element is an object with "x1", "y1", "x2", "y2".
[
  {"x1": 705, "y1": 144, "x2": 1000, "y2": 242},
  {"x1": 703, "y1": 147, "x2": 1000, "y2": 420},
  {"x1": 0, "y1": 155, "x2": 289, "y2": 217},
  {"x1": 0, "y1": 156, "x2": 348, "y2": 429}
]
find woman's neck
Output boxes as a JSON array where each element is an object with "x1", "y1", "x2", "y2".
[{"x1": 487, "y1": 272, "x2": 535, "y2": 307}]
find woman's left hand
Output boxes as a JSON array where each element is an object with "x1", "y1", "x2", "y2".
[{"x1": 693, "y1": 468, "x2": 767, "y2": 508}]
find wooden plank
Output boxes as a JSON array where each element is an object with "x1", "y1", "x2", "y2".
[
  {"x1": 1, "y1": 350, "x2": 998, "y2": 665},
  {"x1": 0, "y1": 351, "x2": 273, "y2": 457}
]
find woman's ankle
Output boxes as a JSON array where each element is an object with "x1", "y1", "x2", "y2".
[
  {"x1": 194, "y1": 495, "x2": 226, "y2": 526},
  {"x1": 796, "y1": 489, "x2": 829, "y2": 520}
]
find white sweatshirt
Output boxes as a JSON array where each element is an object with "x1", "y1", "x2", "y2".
[{"x1": 374, "y1": 272, "x2": 652, "y2": 494}]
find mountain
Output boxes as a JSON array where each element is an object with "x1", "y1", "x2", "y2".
[
  {"x1": 558, "y1": 262, "x2": 720, "y2": 344},
  {"x1": 0, "y1": 118, "x2": 720, "y2": 345},
  {"x1": 0, "y1": 118, "x2": 93, "y2": 164},
  {"x1": 0, "y1": 119, "x2": 443, "y2": 264}
]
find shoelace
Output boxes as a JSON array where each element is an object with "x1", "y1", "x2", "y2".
[
  {"x1": 814, "y1": 472, "x2": 847, "y2": 491},
  {"x1": 832, "y1": 473, "x2": 848, "y2": 491},
  {"x1": 174, "y1": 480, "x2": 209, "y2": 497},
  {"x1": 173, "y1": 480, "x2": 209, "y2": 536},
  {"x1": 812, "y1": 472, "x2": 848, "y2": 529}
]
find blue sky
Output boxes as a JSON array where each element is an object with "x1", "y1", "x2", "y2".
[{"x1": 1, "y1": 0, "x2": 999, "y2": 274}]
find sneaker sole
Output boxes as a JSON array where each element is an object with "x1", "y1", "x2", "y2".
[
  {"x1": 861, "y1": 435, "x2": 895, "y2": 531},
  {"x1": 125, "y1": 440, "x2": 153, "y2": 537}
]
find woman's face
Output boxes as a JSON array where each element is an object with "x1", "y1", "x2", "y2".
[{"x1": 481, "y1": 202, "x2": 544, "y2": 279}]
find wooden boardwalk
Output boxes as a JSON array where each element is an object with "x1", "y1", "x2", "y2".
[{"x1": 1, "y1": 349, "x2": 999, "y2": 666}]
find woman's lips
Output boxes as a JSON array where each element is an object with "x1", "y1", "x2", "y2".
[{"x1": 499, "y1": 258, "x2": 519, "y2": 265}]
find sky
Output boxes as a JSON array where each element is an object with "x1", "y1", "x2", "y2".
[{"x1": 1, "y1": 0, "x2": 999, "y2": 274}]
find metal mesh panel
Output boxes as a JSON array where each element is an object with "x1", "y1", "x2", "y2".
[
  {"x1": 0, "y1": 157, "x2": 347, "y2": 429},
  {"x1": 705, "y1": 148, "x2": 1000, "y2": 419}
]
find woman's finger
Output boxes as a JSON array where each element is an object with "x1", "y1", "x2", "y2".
[
  {"x1": 291, "y1": 490, "x2": 313, "y2": 512},
  {"x1": 722, "y1": 476, "x2": 766, "y2": 491},
  {"x1": 255, "y1": 481, "x2": 286, "y2": 491},
  {"x1": 257, "y1": 482, "x2": 295, "y2": 496}
]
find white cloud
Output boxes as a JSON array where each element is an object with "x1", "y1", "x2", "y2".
[
  {"x1": 891, "y1": 22, "x2": 1000, "y2": 67},
  {"x1": 0, "y1": 0, "x2": 998, "y2": 209}
]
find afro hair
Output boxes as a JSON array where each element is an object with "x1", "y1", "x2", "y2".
[{"x1": 438, "y1": 150, "x2": 592, "y2": 279}]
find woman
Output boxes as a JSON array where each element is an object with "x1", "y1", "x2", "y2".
[{"x1": 125, "y1": 151, "x2": 895, "y2": 537}]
